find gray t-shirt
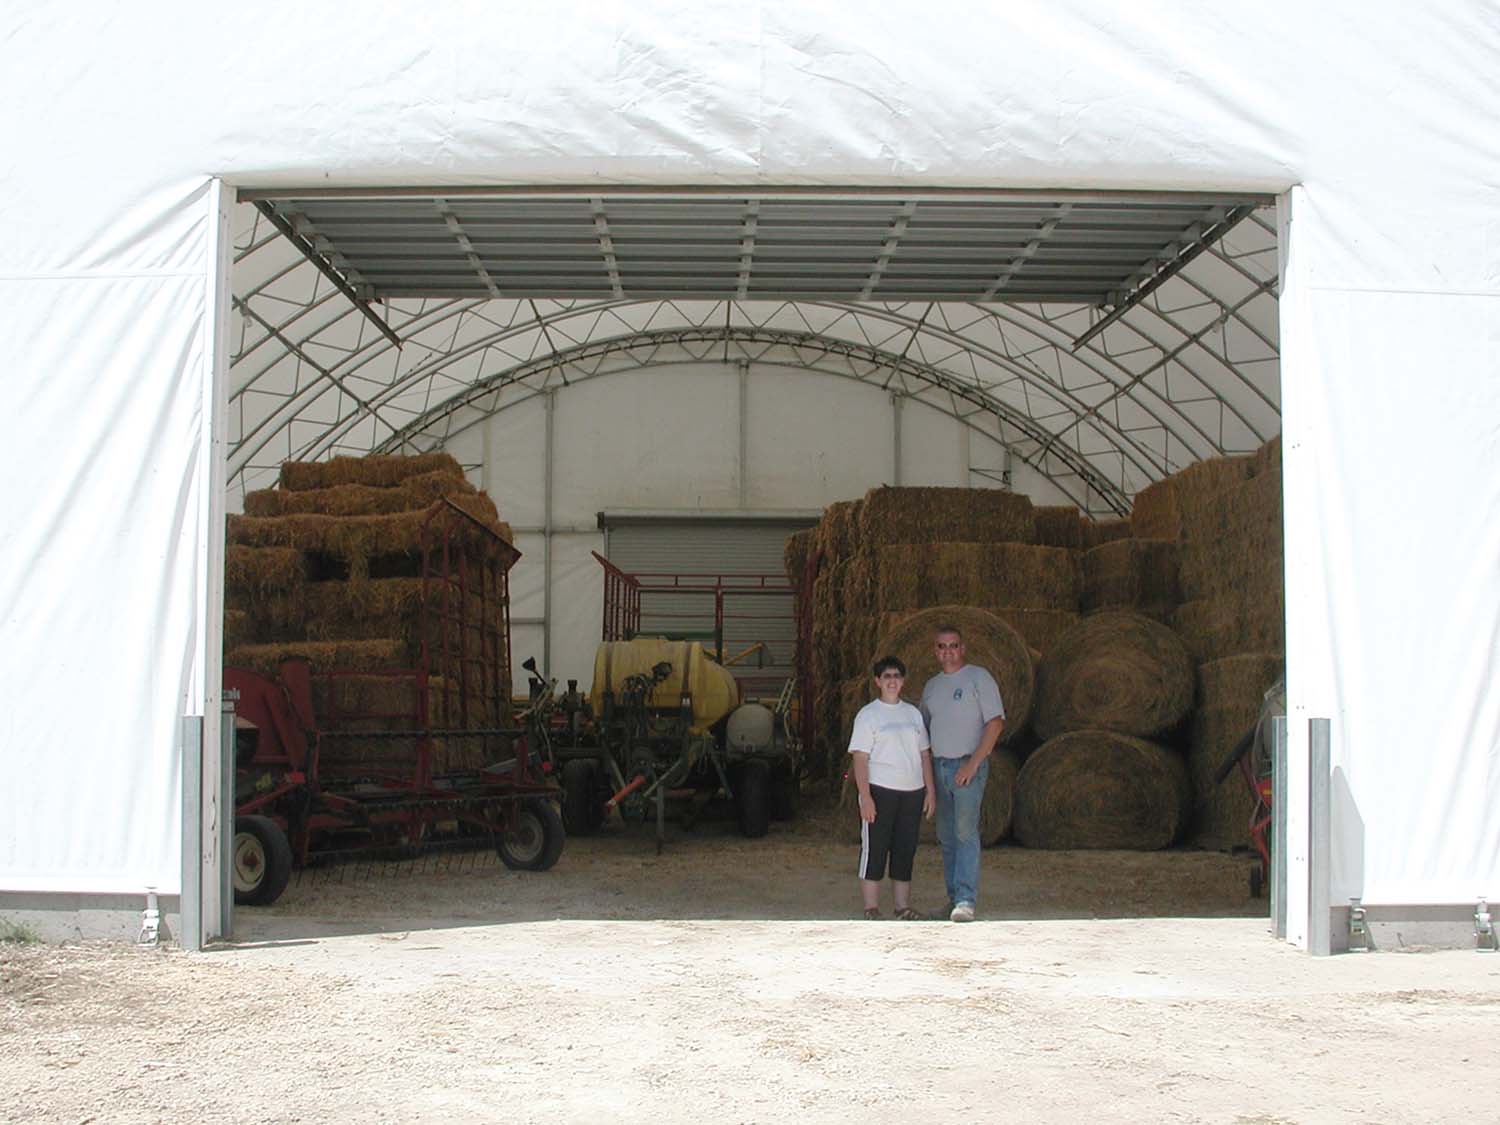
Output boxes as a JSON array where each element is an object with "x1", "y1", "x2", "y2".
[{"x1": 920, "y1": 665, "x2": 1006, "y2": 759}]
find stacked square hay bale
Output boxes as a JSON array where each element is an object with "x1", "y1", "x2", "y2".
[
  {"x1": 224, "y1": 453, "x2": 516, "y2": 779},
  {"x1": 1134, "y1": 437, "x2": 1285, "y2": 849}
]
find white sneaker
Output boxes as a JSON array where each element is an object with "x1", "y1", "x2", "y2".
[{"x1": 950, "y1": 902, "x2": 975, "y2": 923}]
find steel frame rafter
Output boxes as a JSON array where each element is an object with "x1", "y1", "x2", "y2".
[{"x1": 228, "y1": 202, "x2": 1279, "y2": 507}]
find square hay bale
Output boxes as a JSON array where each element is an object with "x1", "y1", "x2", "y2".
[
  {"x1": 224, "y1": 545, "x2": 307, "y2": 597},
  {"x1": 986, "y1": 608, "x2": 1081, "y2": 656},
  {"x1": 1187, "y1": 703, "x2": 1260, "y2": 850},
  {"x1": 1033, "y1": 506, "x2": 1086, "y2": 549},
  {"x1": 1187, "y1": 651, "x2": 1283, "y2": 849},
  {"x1": 1129, "y1": 479, "x2": 1181, "y2": 540},
  {"x1": 783, "y1": 528, "x2": 816, "y2": 586},
  {"x1": 1081, "y1": 517, "x2": 1132, "y2": 549},
  {"x1": 815, "y1": 499, "x2": 865, "y2": 562},
  {"x1": 224, "y1": 638, "x2": 411, "y2": 677},
  {"x1": 227, "y1": 501, "x2": 509, "y2": 581},
  {"x1": 278, "y1": 452, "x2": 466, "y2": 491},
  {"x1": 841, "y1": 550, "x2": 877, "y2": 616},
  {"x1": 1178, "y1": 533, "x2": 1282, "y2": 603},
  {"x1": 1173, "y1": 454, "x2": 1256, "y2": 540},
  {"x1": 858, "y1": 486, "x2": 1036, "y2": 546},
  {"x1": 1249, "y1": 434, "x2": 1282, "y2": 478},
  {"x1": 1079, "y1": 538, "x2": 1181, "y2": 620},
  {"x1": 244, "y1": 469, "x2": 475, "y2": 517},
  {"x1": 1196, "y1": 652, "x2": 1285, "y2": 710},
  {"x1": 875, "y1": 542, "x2": 1080, "y2": 612},
  {"x1": 1171, "y1": 597, "x2": 1285, "y2": 664},
  {"x1": 840, "y1": 615, "x2": 883, "y2": 680},
  {"x1": 224, "y1": 609, "x2": 256, "y2": 650}
]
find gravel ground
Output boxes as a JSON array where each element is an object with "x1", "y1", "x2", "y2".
[{"x1": 4, "y1": 811, "x2": 1498, "y2": 1123}]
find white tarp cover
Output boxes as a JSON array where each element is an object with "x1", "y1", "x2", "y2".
[{"x1": 1, "y1": 4, "x2": 1496, "y2": 940}]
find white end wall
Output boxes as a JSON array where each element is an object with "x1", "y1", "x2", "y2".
[{"x1": 3, "y1": 4, "x2": 1498, "y2": 940}]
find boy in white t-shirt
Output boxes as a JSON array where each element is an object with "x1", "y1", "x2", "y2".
[{"x1": 848, "y1": 655, "x2": 937, "y2": 920}]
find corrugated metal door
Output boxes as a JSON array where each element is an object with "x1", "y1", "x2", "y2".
[{"x1": 605, "y1": 519, "x2": 813, "y2": 701}]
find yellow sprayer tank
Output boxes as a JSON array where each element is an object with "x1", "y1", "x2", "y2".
[{"x1": 591, "y1": 639, "x2": 741, "y2": 732}]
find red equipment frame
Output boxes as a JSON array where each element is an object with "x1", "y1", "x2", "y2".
[{"x1": 591, "y1": 551, "x2": 798, "y2": 701}]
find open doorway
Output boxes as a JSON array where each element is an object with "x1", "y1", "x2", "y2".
[{"x1": 217, "y1": 186, "x2": 1283, "y2": 935}]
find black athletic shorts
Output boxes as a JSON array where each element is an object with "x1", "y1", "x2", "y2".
[{"x1": 858, "y1": 783, "x2": 924, "y2": 882}]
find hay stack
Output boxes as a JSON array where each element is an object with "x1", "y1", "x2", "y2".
[
  {"x1": 1081, "y1": 517, "x2": 1132, "y2": 549},
  {"x1": 783, "y1": 528, "x2": 816, "y2": 587},
  {"x1": 857, "y1": 486, "x2": 1036, "y2": 546},
  {"x1": 244, "y1": 469, "x2": 473, "y2": 516},
  {"x1": 278, "y1": 451, "x2": 466, "y2": 491},
  {"x1": 1129, "y1": 478, "x2": 1181, "y2": 540},
  {"x1": 1171, "y1": 598, "x2": 1284, "y2": 664},
  {"x1": 1014, "y1": 730, "x2": 1190, "y2": 849},
  {"x1": 1188, "y1": 654, "x2": 1284, "y2": 849},
  {"x1": 1033, "y1": 506, "x2": 1086, "y2": 549},
  {"x1": 874, "y1": 542, "x2": 1079, "y2": 612},
  {"x1": 1177, "y1": 471, "x2": 1282, "y2": 601},
  {"x1": 1078, "y1": 538, "x2": 1180, "y2": 620},
  {"x1": 871, "y1": 606, "x2": 1034, "y2": 741},
  {"x1": 1034, "y1": 611, "x2": 1193, "y2": 740},
  {"x1": 224, "y1": 638, "x2": 410, "y2": 677}
]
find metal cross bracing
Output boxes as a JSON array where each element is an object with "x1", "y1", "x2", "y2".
[{"x1": 228, "y1": 202, "x2": 1279, "y2": 513}]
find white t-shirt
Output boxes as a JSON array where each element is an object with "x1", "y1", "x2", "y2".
[{"x1": 848, "y1": 698, "x2": 930, "y2": 791}]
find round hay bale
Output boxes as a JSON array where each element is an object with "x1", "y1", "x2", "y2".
[
  {"x1": 872, "y1": 605, "x2": 1033, "y2": 742},
  {"x1": 1014, "y1": 730, "x2": 1189, "y2": 849},
  {"x1": 978, "y1": 747, "x2": 1020, "y2": 845},
  {"x1": 1034, "y1": 610, "x2": 1192, "y2": 740}
]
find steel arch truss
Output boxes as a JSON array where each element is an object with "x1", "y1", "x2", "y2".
[{"x1": 229, "y1": 203, "x2": 1279, "y2": 513}]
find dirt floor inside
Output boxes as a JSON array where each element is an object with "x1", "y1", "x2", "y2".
[{"x1": 4, "y1": 805, "x2": 1499, "y2": 1123}]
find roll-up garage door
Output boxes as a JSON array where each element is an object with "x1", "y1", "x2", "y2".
[{"x1": 603, "y1": 516, "x2": 817, "y2": 700}]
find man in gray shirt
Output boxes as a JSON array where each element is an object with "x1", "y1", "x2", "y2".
[{"x1": 919, "y1": 624, "x2": 1005, "y2": 922}]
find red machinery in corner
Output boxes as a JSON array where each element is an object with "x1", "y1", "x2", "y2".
[{"x1": 226, "y1": 500, "x2": 562, "y2": 907}]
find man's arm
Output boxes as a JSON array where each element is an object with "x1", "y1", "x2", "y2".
[
  {"x1": 955, "y1": 716, "x2": 1003, "y2": 787},
  {"x1": 851, "y1": 751, "x2": 876, "y2": 822},
  {"x1": 921, "y1": 749, "x2": 937, "y2": 818}
]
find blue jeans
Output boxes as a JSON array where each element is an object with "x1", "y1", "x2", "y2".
[{"x1": 933, "y1": 755, "x2": 988, "y2": 907}]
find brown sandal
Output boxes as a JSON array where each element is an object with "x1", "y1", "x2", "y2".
[
  {"x1": 863, "y1": 907, "x2": 883, "y2": 920},
  {"x1": 894, "y1": 906, "x2": 924, "y2": 921}
]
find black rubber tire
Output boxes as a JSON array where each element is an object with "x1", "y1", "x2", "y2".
[
  {"x1": 769, "y1": 764, "x2": 800, "y2": 822},
  {"x1": 498, "y1": 798, "x2": 566, "y2": 872},
  {"x1": 561, "y1": 759, "x2": 605, "y2": 837},
  {"x1": 233, "y1": 815, "x2": 293, "y2": 906},
  {"x1": 736, "y1": 761, "x2": 771, "y2": 839}
]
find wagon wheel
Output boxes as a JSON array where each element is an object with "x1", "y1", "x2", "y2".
[
  {"x1": 497, "y1": 798, "x2": 565, "y2": 872},
  {"x1": 233, "y1": 815, "x2": 293, "y2": 906}
]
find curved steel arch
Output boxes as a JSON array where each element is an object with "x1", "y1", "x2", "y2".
[
  {"x1": 227, "y1": 203, "x2": 1279, "y2": 503},
  {"x1": 372, "y1": 325, "x2": 1132, "y2": 514}
]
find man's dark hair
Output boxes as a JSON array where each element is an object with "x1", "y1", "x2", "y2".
[
  {"x1": 934, "y1": 624, "x2": 963, "y2": 641},
  {"x1": 872, "y1": 655, "x2": 907, "y2": 678}
]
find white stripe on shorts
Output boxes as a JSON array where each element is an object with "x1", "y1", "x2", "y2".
[{"x1": 858, "y1": 817, "x2": 871, "y2": 879}]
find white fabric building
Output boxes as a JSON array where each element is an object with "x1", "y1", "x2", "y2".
[{"x1": 1, "y1": 2, "x2": 1496, "y2": 949}]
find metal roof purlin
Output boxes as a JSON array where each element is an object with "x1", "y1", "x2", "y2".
[
  {"x1": 252, "y1": 200, "x2": 403, "y2": 349},
  {"x1": 1069, "y1": 203, "x2": 1255, "y2": 351}
]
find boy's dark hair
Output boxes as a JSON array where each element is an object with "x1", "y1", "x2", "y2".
[{"x1": 872, "y1": 655, "x2": 907, "y2": 678}]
